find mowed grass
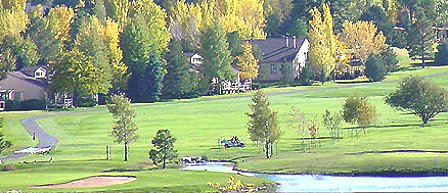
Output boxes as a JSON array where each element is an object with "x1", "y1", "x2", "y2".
[{"x1": 0, "y1": 64, "x2": 447, "y2": 191}]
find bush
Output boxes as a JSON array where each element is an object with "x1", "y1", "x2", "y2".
[
  {"x1": 298, "y1": 65, "x2": 314, "y2": 86},
  {"x1": 77, "y1": 96, "x2": 97, "y2": 107},
  {"x1": 2, "y1": 164, "x2": 16, "y2": 171},
  {"x1": 365, "y1": 54, "x2": 387, "y2": 82},
  {"x1": 435, "y1": 40, "x2": 448, "y2": 66},
  {"x1": 5, "y1": 99, "x2": 46, "y2": 111},
  {"x1": 342, "y1": 95, "x2": 377, "y2": 128}
]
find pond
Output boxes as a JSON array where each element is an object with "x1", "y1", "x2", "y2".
[{"x1": 183, "y1": 162, "x2": 448, "y2": 192}]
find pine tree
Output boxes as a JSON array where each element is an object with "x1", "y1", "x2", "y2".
[
  {"x1": 435, "y1": 40, "x2": 448, "y2": 66},
  {"x1": 162, "y1": 40, "x2": 197, "y2": 99},
  {"x1": 149, "y1": 129, "x2": 177, "y2": 169}
]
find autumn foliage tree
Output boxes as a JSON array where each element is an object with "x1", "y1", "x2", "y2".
[
  {"x1": 340, "y1": 21, "x2": 387, "y2": 63},
  {"x1": 308, "y1": 4, "x2": 337, "y2": 78},
  {"x1": 236, "y1": 42, "x2": 258, "y2": 80},
  {"x1": 342, "y1": 95, "x2": 377, "y2": 134}
]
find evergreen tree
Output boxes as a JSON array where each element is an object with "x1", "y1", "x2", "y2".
[
  {"x1": 365, "y1": 54, "x2": 387, "y2": 82},
  {"x1": 381, "y1": 48, "x2": 399, "y2": 72},
  {"x1": 149, "y1": 129, "x2": 177, "y2": 169},
  {"x1": 246, "y1": 90, "x2": 281, "y2": 159},
  {"x1": 227, "y1": 31, "x2": 243, "y2": 57},
  {"x1": 435, "y1": 40, "x2": 448, "y2": 66},
  {"x1": 0, "y1": 117, "x2": 12, "y2": 155},
  {"x1": 360, "y1": 5, "x2": 395, "y2": 46},
  {"x1": 162, "y1": 40, "x2": 198, "y2": 99}
]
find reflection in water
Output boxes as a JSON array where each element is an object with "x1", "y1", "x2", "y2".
[{"x1": 183, "y1": 162, "x2": 448, "y2": 192}]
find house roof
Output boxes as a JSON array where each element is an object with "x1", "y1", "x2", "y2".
[
  {"x1": 6, "y1": 71, "x2": 47, "y2": 89},
  {"x1": 20, "y1": 65, "x2": 47, "y2": 77},
  {"x1": 246, "y1": 37, "x2": 306, "y2": 63}
]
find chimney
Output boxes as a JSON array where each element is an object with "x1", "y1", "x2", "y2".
[
  {"x1": 285, "y1": 36, "x2": 289, "y2": 47},
  {"x1": 293, "y1": 36, "x2": 297, "y2": 48}
]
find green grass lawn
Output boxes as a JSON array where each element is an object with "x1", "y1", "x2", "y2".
[{"x1": 0, "y1": 62, "x2": 447, "y2": 191}]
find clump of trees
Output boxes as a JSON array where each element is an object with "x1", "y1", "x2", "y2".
[
  {"x1": 385, "y1": 76, "x2": 448, "y2": 125},
  {"x1": 247, "y1": 90, "x2": 281, "y2": 159},
  {"x1": 323, "y1": 110, "x2": 343, "y2": 140},
  {"x1": 342, "y1": 95, "x2": 377, "y2": 135},
  {"x1": 149, "y1": 129, "x2": 177, "y2": 169},
  {"x1": 107, "y1": 94, "x2": 139, "y2": 161}
]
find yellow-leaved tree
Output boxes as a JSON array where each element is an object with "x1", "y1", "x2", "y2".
[
  {"x1": 236, "y1": 42, "x2": 259, "y2": 80},
  {"x1": 1, "y1": 0, "x2": 26, "y2": 11},
  {"x1": 0, "y1": 9, "x2": 28, "y2": 41},
  {"x1": 45, "y1": 6, "x2": 75, "y2": 43},
  {"x1": 340, "y1": 21, "x2": 387, "y2": 63},
  {"x1": 104, "y1": 0, "x2": 130, "y2": 27},
  {"x1": 102, "y1": 19, "x2": 128, "y2": 92},
  {"x1": 308, "y1": 4, "x2": 337, "y2": 78}
]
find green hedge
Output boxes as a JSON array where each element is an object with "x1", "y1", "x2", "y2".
[{"x1": 5, "y1": 99, "x2": 46, "y2": 111}]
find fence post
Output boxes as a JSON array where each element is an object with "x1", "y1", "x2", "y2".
[{"x1": 106, "y1": 145, "x2": 110, "y2": 160}]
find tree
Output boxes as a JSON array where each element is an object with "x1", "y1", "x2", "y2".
[
  {"x1": 0, "y1": 36, "x2": 39, "y2": 71},
  {"x1": 162, "y1": 39, "x2": 199, "y2": 99},
  {"x1": 1, "y1": 0, "x2": 26, "y2": 11},
  {"x1": 74, "y1": 15, "x2": 112, "y2": 95},
  {"x1": 308, "y1": 4, "x2": 337, "y2": 78},
  {"x1": 121, "y1": 7, "x2": 169, "y2": 102},
  {"x1": 340, "y1": 21, "x2": 387, "y2": 63},
  {"x1": 342, "y1": 95, "x2": 377, "y2": 132},
  {"x1": 435, "y1": 40, "x2": 448, "y2": 66},
  {"x1": 236, "y1": 42, "x2": 258, "y2": 81},
  {"x1": 227, "y1": 32, "x2": 243, "y2": 57},
  {"x1": 365, "y1": 54, "x2": 387, "y2": 82},
  {"x1": 0, "y1": 48, "x2": 16, "y2": 79},
  {"x1": 149, "y1": 129, "x2": 177, "y2": 169},
  {"x1": 104, "y1": 0, "x2": 130, "y2": 26},
  {"x1": 107, "y1": 94, "x2": 139, "y2": 161},
  {"x1": 49, "y1": 49, "x2": 104, "y2": 107},
  {"x1": 246, "y1": 90, "x2": 282, "y2": 159},
  {"x1": 404, "y1": 0, "x2": 436, "y2": 68},
  {"x1": 385, "y1": 76, "x2": 448, "y2": 125},
  {"x1": 380, "y1": 47, "x2": 399, "y2": 72},
  {"x1": 0, "y1": 9, "x2": 28, "y2": 41},
  {"x1": 298, "y1": 65, "x2": 314, "y2": 86},
  {"x1": 199, "y1": 20, "x2": 235, "y2": 89},
  {"x1": 290, "y1": 107, "x2": 307, "y2": 151},
  {"x1": 360, "y1": 5, "x2": 395, "y2": 46},
  {"x1": 0, "y1": 117, "x2": 12, "y2": 154},
  {"x1": 286, "y1": 18, "x2": 308, "y2": 38},
  {"x1": 322, "y1": 110, "x2": 343, "y2": 140}
]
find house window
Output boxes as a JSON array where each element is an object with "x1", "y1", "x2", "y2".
[
  {"x1": 271, "y1": 64, "x2": 279, "y2": 74},
  {"x1": 36, "y1": 71, "x2": 42, "y2": 77},
  {"x1": 192, "y1": 57, "x2": 203, "y2": 63}
]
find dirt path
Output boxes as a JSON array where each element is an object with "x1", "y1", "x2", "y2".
[{"x1": 31, "y1": 176, "x2": 136, "y2": 189}]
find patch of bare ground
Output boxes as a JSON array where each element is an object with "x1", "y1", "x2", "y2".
[{"x1": 31, "y1": 176, "x2": 136, "y2": 189}]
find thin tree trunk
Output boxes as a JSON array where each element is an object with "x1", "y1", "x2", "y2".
[
  {"x1": 265, "y1": 142, "x2": 270, "y2": 159},
  {"x1": 124, "y1": 142, "x2": 128, "y2": 161},
  {"x1": 162, "y1": 153, "x2": 166, "y2": 169}
]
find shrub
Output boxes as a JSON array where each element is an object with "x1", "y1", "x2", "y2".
[
  {"x1": 4, "y1": 99, "x2": 46, "y2": 111},
  {"x1": 298, "y1": 65, "x2": 314, "y2": 86},
  {"x1": 365, "y1": 54, "x2": 387, "y2": 82},
  {"x1": 435, "y1": 40, "x2": 448, "y2": 66},
  {"x1": 2, "y1": 164, "x2": 16, "y2": 171},
  {"x1": 342, "y1": 95, "x2": 377, "y2": 128},
  {"x1": 381, "y1": 48, "x2": 399, "y2": 72}
]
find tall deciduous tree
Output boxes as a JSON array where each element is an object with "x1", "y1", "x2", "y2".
[
  {"x1": 107, "y1": 94, "x2": 139, "y2": 161},
  {"x1": 308, "y1": 4, "x2": 337, "y2": 78},
  {"x1": 49, "y1": 49, "x2": 104, "y2": 107},
  {"x1": 247, "y1": 90, "x2": 281, "y2": 159},
  {"x1": 1, "y1": 0, "x2": 26, "y2": 11},
  {"x1": 199, "y1": 20, "x2": 235, "y2": 88},
  {"x1": 386, "y1": 76, "x2": 448, "y2": 125},
  {"x1": 236, "y1": 42, "x2": 258, "y2": 80},
  {"x1": 149, "y1": 129, "x2": 177, "y2": 169},
  {"x1": 75, "y1": 15, "x2": 112, "y2": 94},
  {"x1": 340, "y1": 21, "x2": 387, "y2": 63},
  {"x1": 0, "y1": 9, "x2": 28, "y2": 41},
  {"x1": 121, "y1": 2, "x2": 169, "y2": 102},
  {"x1": 104, "y1": 0, "x2": 130, "y2": 26}
]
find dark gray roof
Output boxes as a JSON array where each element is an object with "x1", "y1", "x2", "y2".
[
  {"x1": 246, "y1": 37, "x2": 306, "y2": 63},
  {"x1": 4, "y1": 72, "x2": 47, "y2": 89},
  {"x1": 184, "y1": 52, "x2": 196, "y2": 58},
  {"x1": 20, "y1": 65, "x2": 47, "y2": 77}
]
